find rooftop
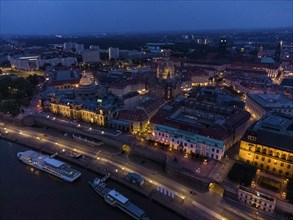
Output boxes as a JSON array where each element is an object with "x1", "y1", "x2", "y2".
[
  {"x1": 242, "y1": 112, "x2": 293, "y2": 151},
  {"x1": 44, "y1": 158, "x2": 64, "y2": 168},
  {"x1": 248, "y1": 94, "x2": 293, "y2": 109},
  {"x1": 108, "y1": 190, "x2": 128, "y2": 204},
  {"x1": 117, "y1": 109, "x2": 148, "y2": 122},
  {"x1": 151, "y1": 96, "x2": 250, "y2": 140}
]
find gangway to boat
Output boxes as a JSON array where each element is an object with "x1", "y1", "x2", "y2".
[
  {"x1": 50, "y1": 152, "x2": 58, "y2": 158},
  {"x1": 101, "y1": 173, "x2": 112, "y2": 182}
]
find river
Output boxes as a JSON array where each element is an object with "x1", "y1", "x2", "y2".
[{"x1": 0, "y1": 139, "x2": 182, "y2": 220}]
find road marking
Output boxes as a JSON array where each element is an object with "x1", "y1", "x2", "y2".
[{"x1": 192, "y1": 200, "x2": 228, "y2": 220}]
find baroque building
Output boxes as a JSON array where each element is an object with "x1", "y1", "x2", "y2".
[{"x1": 239, "y1": 112, "x2": 293, "y2": 178}]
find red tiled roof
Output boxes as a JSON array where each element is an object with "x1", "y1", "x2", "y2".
[
  {"x1": 117, "y1": 109, "x2": 148, "y2": 122},
  {"x1": 150, "y1": 102, "x2": 250, "y2": 140},
  {"x1": 230, "y1": 61, "x2": 279, "y2": 69},
  {"x1": 225, "y1": 67, "x2": 267, "y2": 75}
]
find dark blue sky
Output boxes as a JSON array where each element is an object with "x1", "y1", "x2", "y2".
[{"x1": 1, "y1": 1, "x2": 292, "y2": 35}]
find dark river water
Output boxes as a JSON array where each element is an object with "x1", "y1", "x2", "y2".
[{"x1": 0, "y1": 139, "x2": 182, "y2": 220}]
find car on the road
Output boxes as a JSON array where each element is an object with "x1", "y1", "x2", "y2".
[{"x1": 190, "y1": 190, "x2": 197, "y2": 196}]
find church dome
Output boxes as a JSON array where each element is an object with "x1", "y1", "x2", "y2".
[{"x1": 79, "y1": 71, "x2": 92, "y2": 86}]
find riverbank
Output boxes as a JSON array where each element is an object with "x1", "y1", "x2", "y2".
[{"x1": 0, "y1": 131, "x2": 192, "y2": 220}]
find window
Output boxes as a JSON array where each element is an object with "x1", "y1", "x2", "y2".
[
  {"x1": 254, "y1": 162, "x2": 258, "y2": 166},
  {"x1": 248, "y1": 135, "x2": 256, "y2": 141},
  {"x1": 279, "y1": 170, "x2": 282, "y2": 174},
  {"x1": 256, "y1": 155, "x2": 259, "y2": 159},
  {"x1": 216, "y1": 155, "x2": 218, "y2": 160},
  {"x1": 216, "y1": 149, "x2": 219, "y2": 153},
  {"x1": 172, "y1": 138, "x2": 174, "y2": 142},
  {"x1": 190, "y1": 144, "x2": 193, "y2": 148},
  {"x1": 272, "y1": 168, "x2": 276, "y2": 172},
  {"x1": 184, "y1": 143, "x2": 187, "y2": 146},
  {"x1": 212, "y1": 148, "x2": 214, "y2": 152},
  {"x1": 211, "y1": 154, "x2": 214, "y2": 158},
  {"x1": 268, "y1": 159, "x2": 271, "y2": 163},
  {"x1": 261, "y1": 157, "x2": 265, "y2": 161},
  {"x1": 287, "y1": 165, "x2": 291, "y2": 169},
  {"x1": 266, "y1": 165, "x2": 270, "y2": 170},
  {"x1": 281, "y1": 163, "x2": 284, "y2": 167}
]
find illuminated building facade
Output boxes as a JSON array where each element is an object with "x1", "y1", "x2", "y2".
[
  {"x1": 46, "y1": 72, "x2": 115, "y2": 127},
  {"x1": 150, "y1": 90, "x2": 250, "y2": 160},
  {"x1": 239, "y1": 112, "x2": 293, "y2": 178},
  {"x1": 238, "y1": 185, "x2": 276, "y2": 213},
  {"x1": 50, "y1": 102, "x2": 107, "y2": 126}
]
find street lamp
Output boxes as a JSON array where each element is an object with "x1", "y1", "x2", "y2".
[{"x1": 203, "y1": 159, "x2": 208, "y2": 165}]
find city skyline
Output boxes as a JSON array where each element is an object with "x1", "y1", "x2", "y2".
[{"x1": 1, "y1": 0, "x2": 292, "y2": 35}]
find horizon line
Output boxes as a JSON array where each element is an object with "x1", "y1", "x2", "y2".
[{"x1": 1, "y1": 26, "x2": 293, "y2": 37}]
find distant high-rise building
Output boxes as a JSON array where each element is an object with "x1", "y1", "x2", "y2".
[
  {"x1": 63, "y1": 42, "x2": 84, "y2": 54},
  {"x1": 90, "y1": 45, "x2": 100, "y2": 50},
  {"x1": 219, "y1": 38, "x2": 227, "y2": 55},
  {"x1": 274, "y1": 41, "x2": 282, "y2": 63},
  {"x1": 82, "y1": 49, "x2": 100, "y2": 63},
  {"x1": 109, "y1": 47, "x2": 119, "y2": 60},
  {"x1": 63, "y1": 42, "x2": 76, "y2": 51},
  {"x1": 257, "y1": 44, "x2": 264, "y2": 58},
  {"x1": 75, "y1": 44, "x2": 84, "y2": 54}
]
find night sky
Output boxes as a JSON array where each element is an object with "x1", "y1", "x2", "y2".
[{"x1": 1, "y1": 1, "x2": 292, "y2": 35}]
